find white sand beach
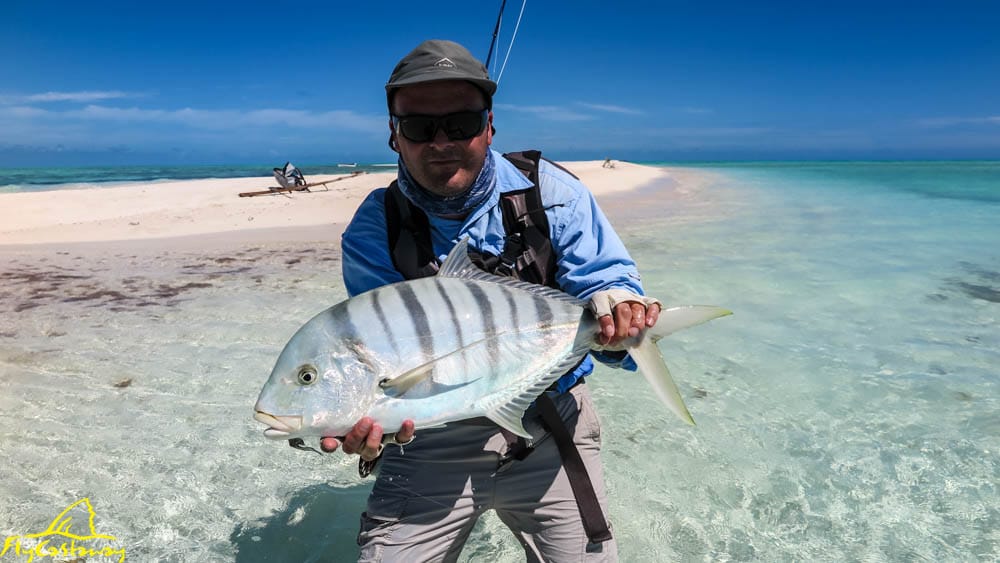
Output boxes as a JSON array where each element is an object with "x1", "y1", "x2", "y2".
[{"x1": 0, "y1": 160, "x2": 672, "y2": 248}]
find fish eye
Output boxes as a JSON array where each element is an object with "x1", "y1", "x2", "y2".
[{"x1": 296, "y1": 365, "x2": 318, "y2": 385}]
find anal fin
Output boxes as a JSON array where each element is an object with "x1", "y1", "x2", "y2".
[{"x1": 486, "y1": 406, "x2": 532, "y2": 438}]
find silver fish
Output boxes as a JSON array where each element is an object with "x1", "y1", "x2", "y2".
[{"x1": 253, "y1": 238, "x2": 730, "y2": 440}]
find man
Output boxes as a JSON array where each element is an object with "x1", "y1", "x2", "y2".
[{"x1": 322, "y1": 39, "x2": 660, "y2": 562}]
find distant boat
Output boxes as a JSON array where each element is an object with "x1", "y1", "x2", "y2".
[
  {"x1": 372, "y1": 163, "x2": 397, "y2": 168},
  {"x1": 337, "y1": 163, "x2": 358, "y2": 168}
]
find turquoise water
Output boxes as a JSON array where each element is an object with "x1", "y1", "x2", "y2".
[
  {"x1": 0, "y1": 162, "x2": 996, "y2": 561},
  {"x1": 599, "y1": 162, "x2": 999, "y2": 561},
  {"x1": 0, "y1": 163, "x2": 396, "y2": 192}
]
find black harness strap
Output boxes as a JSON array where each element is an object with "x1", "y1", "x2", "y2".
[
  {"x1": 536, "y1": 393, "x2": 613, "y2": 544},
  {"x1": 385, "y1": 179, "x2": 440, "y2": 279},
  {"x1": 496, "y1": 150, "x2": 559, "y2": 288}
]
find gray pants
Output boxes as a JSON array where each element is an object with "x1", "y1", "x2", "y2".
[{"x1": 357, "y1": 383, "x2": 618, "y2": 562}]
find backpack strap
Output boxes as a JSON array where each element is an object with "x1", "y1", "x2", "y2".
[
  {"x1": 496, "y1": 150, "x2": 560, "y2": 288},
  {"x1": 383, "y1": 150, "x2": 560, "y2": 286},
  {"x1": 385, "y1": 180, "x2": 440, "y2": 279},
  {"x1": 535, "y1": 392, "x2": 614, "y2": 544}
]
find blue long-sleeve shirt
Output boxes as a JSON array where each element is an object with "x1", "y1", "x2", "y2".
[{"x1": 341, "y1": 149, "x2": 644, "y2": 391}]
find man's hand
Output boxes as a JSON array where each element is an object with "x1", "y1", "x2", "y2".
[
  {"x1": 320, "y1": 417, "x2": 416, "y2": 461},
  {"x1": 589, "y1": 289, "x2": 662, "y2": 347},
  {"x1": 598, "y1": 301, "x2": 661, "y2": 346}
]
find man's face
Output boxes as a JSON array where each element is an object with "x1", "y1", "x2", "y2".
[{"x1": 390, "y1": 80, "x2": 493, "y2": 198}]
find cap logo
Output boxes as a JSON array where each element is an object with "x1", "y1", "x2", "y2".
[{"x1": 433, "y1": 57, "x2": 456, "y2": 68}]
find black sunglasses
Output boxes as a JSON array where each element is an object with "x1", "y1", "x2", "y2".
[{"x1": 391, "y1": 110, "x2": 489, "y2": 143}]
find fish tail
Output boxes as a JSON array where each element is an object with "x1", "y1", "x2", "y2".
[
  {"x1": 647, "y1": 306, "x2": 732, "y2": 341},
  {"x1": 627, "y1": 306, "x2": 732, "y2": 425}
]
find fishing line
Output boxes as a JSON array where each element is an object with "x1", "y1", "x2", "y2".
[
  {"x1": 496, "y1": 0, "x2": 527, "y2": 85},
  {"x1": 492, "y1": 18, "x2": 503, "y2": 77},
  {"x1": 378, "y1": 475, "x2": 458, "y2": 511},
  {"x1": 484, "y1": 0, "x2": 507, "y2": 71}
]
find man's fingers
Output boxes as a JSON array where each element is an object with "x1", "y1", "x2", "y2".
[
  {"x1": 342, "y1": 417, "x2": 373, "y2": 455},
  {"x1": 320, "y1": 437, "x2": 340, "y2": 453},
  {"x1": 365, "y1": 422, "x2": 384, "y2": 454},
  {"x1": 598, "y1": 315, "x2": 615, "y2": 345},
  {"x1": 339, "y1": 418, "x2": 416, "y2": 460},
  {"x1": 629, "y1": 302, "x2": 645, "y2": 336},
  {"x1": 599, "y1": 302, "x2": 660, "y2": 345},
  {"x1": 342, "y1": 420, "x2": 383, "y2": 462},
  {"x1": 613, "y1": 302, "x2": 632, "y2": 340},
  {"x1": 646, "y1": 303, "x2": 661, "y2": 327},
  {"x1": 394, "y1": 419, "x2": 416, "y2": 444}
]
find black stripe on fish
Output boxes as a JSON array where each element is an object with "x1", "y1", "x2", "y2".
[
  {"x1": 533, "y1": 294, "x2": 554, "y2": 330},
  {"x1": 501, "y1": 285, "x2": 520, "y2": 337},
  {"x1": 466, "y1": 283, "x2": 501, "y2": 372},
  {"x1": 397, "y1": 283, "x2": 435, "y2": 362},
  {"x1": 332, "y1": 306, "x2": 379, "y2": 373},
  {"x1": 344, "y1": 338, "x2": 376, "y2": 373},
  {"x1": 371, "y1": 289, "x2": 400, "y2": 358},
  {"x1": 434, "y1": 279, "x2": 465, "y2": 348},
  {"x1": 533, "y1": 295, "x2": 559, "y2": 351}
]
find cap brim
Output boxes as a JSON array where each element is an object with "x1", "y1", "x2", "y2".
[{"x1": 386, "y1": 73, "x2": 497, "y2": 96}]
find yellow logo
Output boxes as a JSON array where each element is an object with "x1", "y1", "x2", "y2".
[{"x1": 2, "y1": 498, "x2": 126, "y2": 562}]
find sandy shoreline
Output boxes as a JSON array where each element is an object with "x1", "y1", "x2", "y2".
[{"x1": 0, "y1": 160, "x2": 673, "y2": 250}]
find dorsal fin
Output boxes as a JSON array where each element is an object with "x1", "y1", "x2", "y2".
[
  {"x1": 438, "y1": 237, "x2": 585, "y2": 306},
  {"x1": 437, "y1": 236, "x2": 483, "y2": 279}
]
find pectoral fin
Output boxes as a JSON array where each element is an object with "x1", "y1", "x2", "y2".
[
  {"x1": 379, "y1": 363, "x2": 435, "y2": 396},
  {"x1": 379, "y1": 359, "x2": 481, "y2": 399}
]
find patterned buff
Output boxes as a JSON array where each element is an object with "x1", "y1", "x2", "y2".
[{"x1": 395, "y1": 149, "x2": 496, "y2": 217}]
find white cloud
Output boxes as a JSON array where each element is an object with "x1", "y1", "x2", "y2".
[
  {"x1": 494, "y1": 103, "x2": 593, "y2": 121},
  {"x1": 915, "y1": 116, "x2": 1000, "y2": 128},
  {"x1": 0, "y1": 103, "x2": 388, "y2": 154},
  {"x1": 25, "y1": 90, "x2": 135, "y2": 103},
  {"x1": 0, "y1": 105, "x2": 49, "y2": 118},
  {"x1": 3, "y1": 104, "x2": 385, "y2": 132},
  {"x1": 497, "y1": 102, "x2": 645, "y2": 120},
  {"x1": 575, "y1": 102, "x2": 643, "y2": 115},
  {"x1": 0, "y1": 91, "x2": 138, "y2": 104},
  {"x1": 647, "y1": 126, "x2": 772, "y2": 138}
]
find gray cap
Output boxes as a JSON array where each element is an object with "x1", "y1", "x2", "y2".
[{"x1": 386, "y1": 40, "x2": 497, "y2": 104}]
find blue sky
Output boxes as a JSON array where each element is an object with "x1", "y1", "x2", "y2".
[{"x1": 2, "y1": 1, "x2": 998, "y2": 166}]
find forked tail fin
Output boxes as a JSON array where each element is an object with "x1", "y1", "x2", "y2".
[{"x1": 624, "y1": 306, "x2": 732, "y2": 425}]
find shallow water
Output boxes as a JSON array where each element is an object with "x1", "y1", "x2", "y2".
[
  {"x1": 0, "y1": 163, "x2": 393, "y2": 193},
  {"x1": 1, "y1": 163, "x2": 997, "y2": 561}
]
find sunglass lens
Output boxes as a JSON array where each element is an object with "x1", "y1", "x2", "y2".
[
  {"x1": 443, "y1": 112, "x2": 484, "y2": 140},
  {"x1": 400, "y1": 117, "x2": 437, "y2": 143},
  {"x1": 396, "y1": 111, "x2": 486, "y2": 142}
]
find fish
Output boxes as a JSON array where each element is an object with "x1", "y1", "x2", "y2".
[{"x1": 253, "y1": 237, "x2": 730, "y2": 441}]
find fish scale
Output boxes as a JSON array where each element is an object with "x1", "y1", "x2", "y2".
[{"x1": 341, "y1": 277, "x2": 581, "y2": 393}]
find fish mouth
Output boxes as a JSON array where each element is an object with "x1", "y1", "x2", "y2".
[{"x1": 254, "y1": 411, "x2": 303, "y2": 439}]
